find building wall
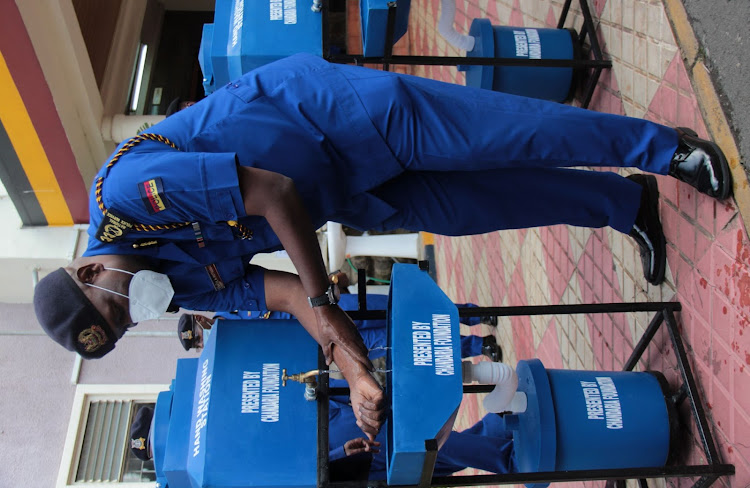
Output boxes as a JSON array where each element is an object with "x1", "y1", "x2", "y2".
[
  {"x1": 0, "y1": 302, "x2": 197, "y2": 487},
  {"x1": 0, "y1": 303, "x2": 75, "y2": 488}
]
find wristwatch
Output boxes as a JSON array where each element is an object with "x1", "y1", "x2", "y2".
[{"x1": 307, "y1": 282, "x2": 340, "y2": 308}]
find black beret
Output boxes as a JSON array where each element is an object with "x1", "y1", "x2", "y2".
[
  {"x1": 165, "y1": 97, "x2": 181, "y2": 117},
  {"x1": 130, "y1": 406, "x2": 154, "y2": 461},
  {"x1": 178, "y1": 314, "x2": 197, "y2": 351},
  {"x1": 33, "y1": 268, "x2": 117, "y2": 359}
]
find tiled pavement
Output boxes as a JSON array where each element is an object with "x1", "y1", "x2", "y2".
[{"x1": 356, "y1": 0, "x2": 750, "y2": 486}]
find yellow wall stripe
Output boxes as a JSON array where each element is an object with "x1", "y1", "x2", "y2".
[{"x1": 0, "y1": 50, "x2": 72, "y2": 225}]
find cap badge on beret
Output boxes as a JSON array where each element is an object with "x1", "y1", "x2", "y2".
[
  {"x1": 181, "y1": 330, "x2": 193, "y2": 340},
  {"x1": 131, "y1": 437, "x2": 147, "y2": 450},
  {"x1": 78, "y1": 325, "x2": 108, "y2": 353}
]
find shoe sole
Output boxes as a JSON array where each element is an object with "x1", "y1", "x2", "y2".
[
  {"x1": 641, "y1": 175, "x2": 667, "y2": 285},
  {"x1": 679, "y1": 128, "x2": 732, "y2": 200}
]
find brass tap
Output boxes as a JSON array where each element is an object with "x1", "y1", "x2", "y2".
[{"x1": 282, "y1": 368, "x2": 319, "y2": 387}]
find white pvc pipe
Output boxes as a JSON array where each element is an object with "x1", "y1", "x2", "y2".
[
  {"x1": 326, "y1": 222, "x2": 420, "y2": 273},
  {"x1": 345, "y1": 233, "x2": 419, "y2": 260},
  {"x1": 327, "y1": 222, "x2": 347, "y2": 272},
  {"x1": 101, "y1": 114, "x2": 167, "y2": 143},
  {"x1": 462, "y1": 361, "x2": 527, "y2": 413},
  {"x1": 347, "y1": 284, "x2": 390, "y2": 295},
  {"x1": 438, "y1": 0, "x2": 476, "y2": 52}
]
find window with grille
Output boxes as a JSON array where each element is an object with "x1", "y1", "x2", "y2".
[
  {"x1": 57, "y1": 384, "x2": 165, "y2": 488},
  {"x1": 75, "y1": 401, "x2": 156, "y2": 483}
]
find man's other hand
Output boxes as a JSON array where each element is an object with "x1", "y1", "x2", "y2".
[
  {"x1": 343, "y1": 437, "x2": 381, "y2": 457},
  {"x1": 348, "y1": 371, "x2": 387, "y2": 440},
  {"x1": 315, "y1": 304, "x2": 372, "y2": 370}
]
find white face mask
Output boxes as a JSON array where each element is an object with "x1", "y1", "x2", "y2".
[{"x1": 86, "y1": 268, "x2": 175, "y2": 323}]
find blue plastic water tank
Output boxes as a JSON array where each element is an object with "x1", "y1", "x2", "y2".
[
  {"x1": 206, "y1": 0, "x2": 323, "y2": 90},
  {"x1": 462, "y1": 18, "x2": 577, "y2": 102},
  {"x1": 201, "y1": 0, "x2": 413, "y2": 94},
  {"x1": 154, "y1": 320, "x2": 320, "y2": 488},
  {"x1": 504, "y1": 359, "x2": 674, "y2": 488}
]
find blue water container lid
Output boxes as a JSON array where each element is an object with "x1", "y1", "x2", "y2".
[
  {"x1": 386, "y1": 263, "x2": 463, "y2": 485},
  {"x1": 462, "y1": 18, "x2": 494, "y2": 90},
  {"x1": 510, "y1": 359, "x2": 557, "y2": 488}
]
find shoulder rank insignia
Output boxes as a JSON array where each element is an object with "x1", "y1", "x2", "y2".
[{"x1": 94, "y1": 208, "x2": 134, "y2": 244}]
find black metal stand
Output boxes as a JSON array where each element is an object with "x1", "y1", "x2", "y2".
[
  {"x1": 317, "y1": 266, "x2": 734, "y2": 487},
  {"x1": 320, "y1": 0, "x2": 612, "y2": 108}
]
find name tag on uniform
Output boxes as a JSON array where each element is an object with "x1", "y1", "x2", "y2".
[
  {"x1": 204, "y1": 263, "x2": 226, "y2": 291},
  {"x1": 94, "y1": 208, "x2": 134, "y2": 243}
]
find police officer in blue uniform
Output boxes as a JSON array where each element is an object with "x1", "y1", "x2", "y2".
[
  {"x1": 34, "y1": 53, "x2": 732, "y2": 439},
  {"x1": 329, "y1": 399, "x2": 516, "y2": 480},
  {"x1": 129, "y1": 406, "x2": 155, "y2": 462}
]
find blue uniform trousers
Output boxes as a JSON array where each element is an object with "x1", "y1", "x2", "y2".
[{"x1": 342, "y1": 68, "x2": 677, "y2": 235}]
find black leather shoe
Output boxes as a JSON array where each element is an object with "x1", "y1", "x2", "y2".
[
  {"x1": 481, "y1": 335, "x2": 503, "y2": 362},
  {"x1": 481, "y1": 315, "x2": 498, "y2": 326},
  {"x1": 627, "y1": 174, "x2": 666, "y2": 286},
  {"x1": 669, "y1": 128, "x2": 732, "y2": 200}
]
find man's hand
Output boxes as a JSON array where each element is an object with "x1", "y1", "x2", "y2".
[
  {"x1": 343, "y1": 438, "x2": 381, "y2": 457},
  {"x1": 315, "y1": 304, "x2": 372, "y2": 369},
  {"x1": 312, "y1": 304, "x2": 387, "y2": 439},
  {"x1": 342, "y1": 365, "x2": 387, "y2": 440}
]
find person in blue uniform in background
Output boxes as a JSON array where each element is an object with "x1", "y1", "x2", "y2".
[
  {"x1": 329, "y1": 399, "x2": 516, "y2": 480},
  {"x1": 129, "y1": 406, "x2": 155, "y2": 463},
  {"x1": 34, "y1": 53, "x2": 732, "y2": 440},
  {"x1": 177, "y1": 271, "x2": 501, "y2": 357},
  {"x1": 177, "y1": 290, "x2": 503, "y2": 361}
]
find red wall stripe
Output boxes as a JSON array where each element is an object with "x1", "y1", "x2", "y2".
[{"x1": 0, "y1": 0, "x2": 90, "y2": 224}]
